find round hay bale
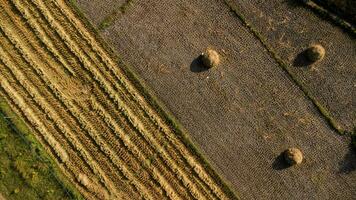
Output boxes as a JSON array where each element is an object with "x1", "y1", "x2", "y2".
[
  {"x1": 306, "y1": 44, "x2": 325, "y2": 62},
  {"x1": 201, "y1": 48, "x2": 220, "y2": 68},
  {"x1": 284, "y1": 148, "x2": 303, "y2": 165}
]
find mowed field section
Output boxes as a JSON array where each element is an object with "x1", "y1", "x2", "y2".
[
  {"x1": 76, "y1": 0, "x2": 356, "y2": 199},
  {"x1": 0, "y1": 0, "x2": 237, "y2": 199},
  {"x1": 225, "y1": 0, "x2": 356, "y2": 132}
]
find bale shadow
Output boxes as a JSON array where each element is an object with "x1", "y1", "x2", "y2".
[
  {"x1": 293, "y1": 49, "x2": 314, "y2": 67},
  {"x1": 284, "y1": 0, "x2": 304, "y2": 8},
  {"x1": 190, "y1": 55, "x2": 209, "y2": 73},
  {"x1": 338, "y1": 145, "x2": 356, "y2": 174},
  {"x1": 272, "y1": 152, "x2": 291, "y2": 170}
]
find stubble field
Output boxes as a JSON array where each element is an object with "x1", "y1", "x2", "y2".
[
  {"x1": 0, "y1": 0, "x2": 237, "y2": 199},
  {"x1": 226, "y1": 0, "x2": 356, "y2": 133},
  {"x1": 76, "y1": 0, "x2": 356, "y2": 199}
]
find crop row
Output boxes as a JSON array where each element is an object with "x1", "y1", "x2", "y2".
[
  {"x1": 0, "y1": 0, "x2": 234, "y2": 199},
  {"x1": 28, "y1": 0, "x2": 205, "y2": 198}
]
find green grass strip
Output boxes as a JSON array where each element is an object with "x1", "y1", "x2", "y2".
[
  {"x1": 0, "y1": 97, "x2": 83, "y2": 200},
  {"x1": 97, "y1": 0, "x2": 135, "y2": 31}
]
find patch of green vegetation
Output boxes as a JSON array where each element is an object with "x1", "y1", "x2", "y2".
[
  {"x1": 97, "y1": 0, "x2": 135, "y2": 31},
  {"x1": 0, "y1": 98, "x2": 82, "y2": 200}
]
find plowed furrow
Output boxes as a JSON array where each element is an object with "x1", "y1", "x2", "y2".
[
  {"x1": 0, "y1": 56, "x2": 99, "y2": 196},
  {"x1": 0, "y1": 25, "x2": 92, "y2": 176},
  {"x1": 0, "y1": 46, "x2": 114, "y2": 200},
  {"x1": 13, "y1": 0, "x2": 83, "y2": 77},
  {"x1": 90, "y1": 82, "x2": 207, "y2": 199},
  {"x1": 87, "y1": 94, "x2": 171, "y2": 199},
  {"x1": 0, "y1": 7, "x2": 147, "y2": 200},
  {"x1": 4, "y1": 0, "x2": 76, "y2": 77}
]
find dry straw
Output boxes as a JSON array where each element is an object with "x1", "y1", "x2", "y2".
[
  {"x1": 284, "y1": 148, "x2": 303, "y2": 165},
  {"x1": 306, "y1": 44, "x2": 325, "y2": 62},
  {"x1": 201, "y1": 48, "x2": 220, "y2": 68}
]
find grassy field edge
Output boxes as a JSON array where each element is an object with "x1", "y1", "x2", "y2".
[
  {"x1": 0, "y1": 97, "x2": 83, "y2": 200},
  {"x1": 68, "y1": 0, "x2": 240, "y2": 199}
]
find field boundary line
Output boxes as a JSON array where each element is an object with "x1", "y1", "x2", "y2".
[{"x1": 66, "y1": 0, "x2": 241, "y2": 199}]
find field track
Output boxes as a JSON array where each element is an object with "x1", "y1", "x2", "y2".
[{"x1": 0, "y1": 0, "x2": 237, "y2": 199}]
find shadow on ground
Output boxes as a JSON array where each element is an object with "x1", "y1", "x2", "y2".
[
  {"x1": 272, "y1": 152, "x2": 291, "y2": 170},
  {"x1": 338, "y1": 145, "x2": 356, "y2": 174},
  {"x1": 190, "y1": 55, "x2": 209, "y2": 73},
  {"x1": 293, "y1": 50, "x2": 315, "y2": 67},
  {"x1": 284, "y1": 0, "x2": 303, "y2": 8}
]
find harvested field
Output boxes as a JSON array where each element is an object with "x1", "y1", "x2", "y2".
[
  {"x1": 225, "y1": 0, "x2": 356, "y2": 133},
  {"x1": 74, "y1": 0, "x2": 356, "y2": 199},
  {"x1": 0, "y1": 0, "x2": 237, "y2": 199}
]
